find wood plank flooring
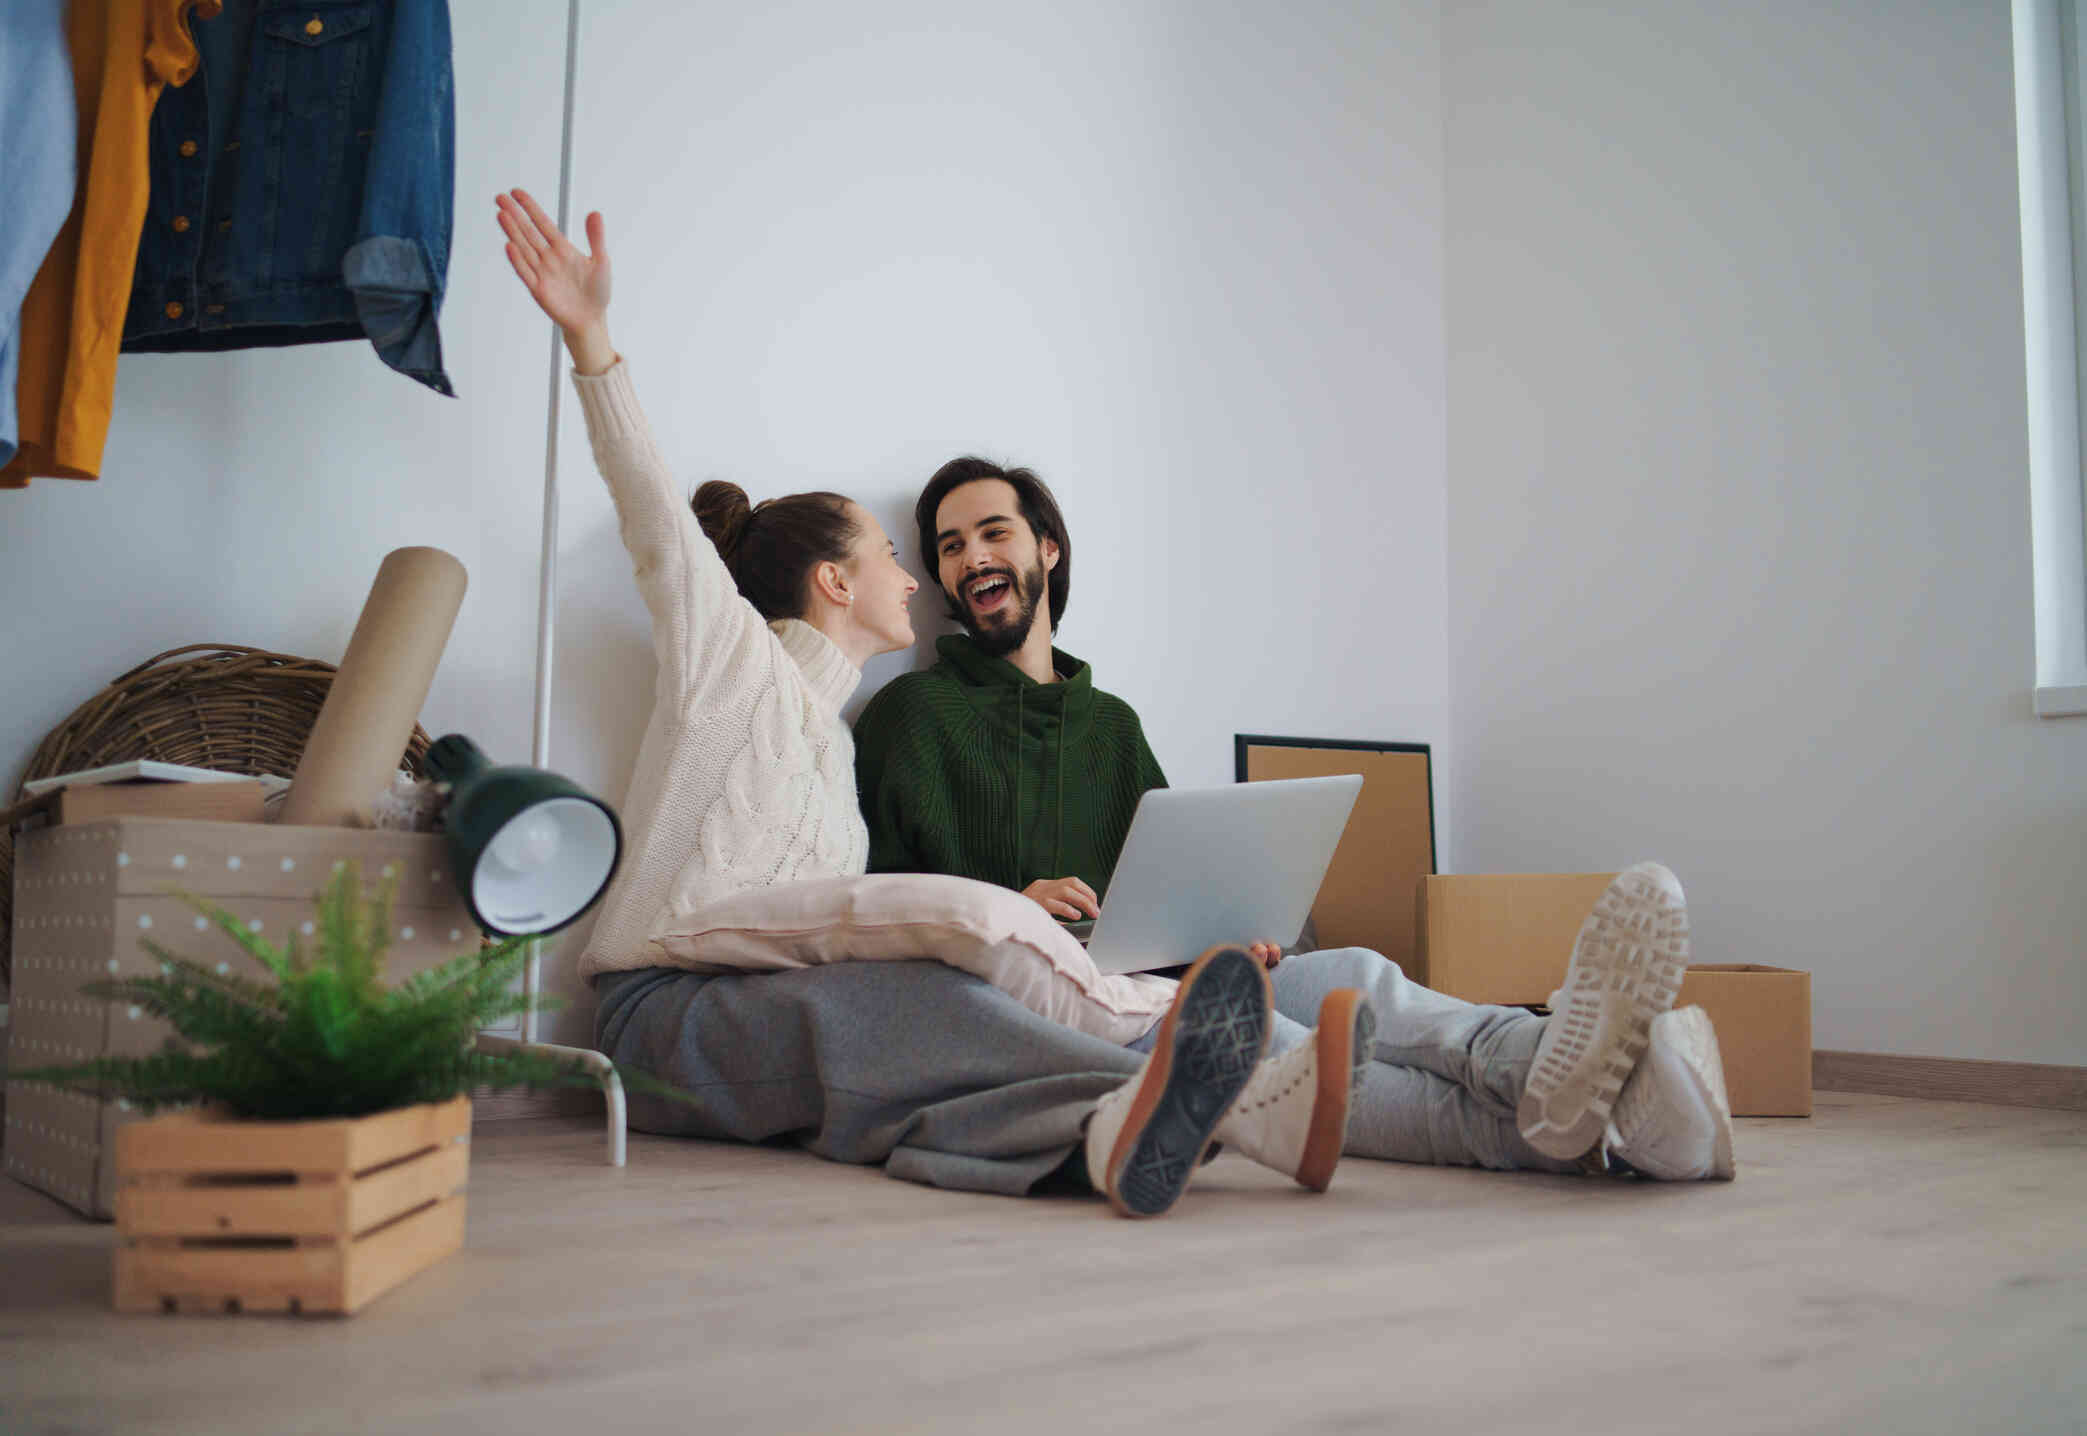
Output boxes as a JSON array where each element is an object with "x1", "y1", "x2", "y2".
[{"x1": 3, "y1": 1091, "x2": 2082, "y2": 1436}]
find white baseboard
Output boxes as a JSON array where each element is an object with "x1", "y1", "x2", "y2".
[{"x1": 2033, "y1": 683, "x2": 2087, "y2": 717}]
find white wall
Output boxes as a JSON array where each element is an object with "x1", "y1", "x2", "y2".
[
  {"x1": 540, "y1": 0, "x2": 1451, "y2": 1041},
  {"x1": 1444, "y1": 1, "x2": 2087, "y2": 1064}
]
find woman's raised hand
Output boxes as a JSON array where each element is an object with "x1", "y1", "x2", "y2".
[{"x1": 497, "y1": 188, "x2": 615, "y2": 372}]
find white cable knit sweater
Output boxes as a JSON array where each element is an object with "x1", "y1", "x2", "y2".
[{"x1": 571, "y1": 360, "x2": 869, "y2": 982}]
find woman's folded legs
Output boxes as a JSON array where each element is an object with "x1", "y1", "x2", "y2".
[
  {"x1": 595, "y1": 959, "x2": 1145, "y2": 1197},
  {"x1": 593, "y1": 950, "x2": 1344, "y2": 1214}
]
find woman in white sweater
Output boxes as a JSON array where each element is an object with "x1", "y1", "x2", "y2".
[{"x1": 497, "y1": 196, "x2": 913, "y2": 974}]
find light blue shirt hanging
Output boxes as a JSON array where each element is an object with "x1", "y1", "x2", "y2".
[{"x1": 0, "y1": 1, "x2": 78, "y2": 468}]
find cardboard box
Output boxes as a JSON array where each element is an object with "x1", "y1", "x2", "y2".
[
  {"x1": 51, "y1": 779, "x2": 267, "y2": 827},
  {"x1": 1415, "y1": 872, "x2": 1616, "y2": 1005},
  {"x1": 1675, "y1": 964, "x2": 1812, "y2": 1116},
  {"x1": 5, "y1": 818, "x2": 478, "y2": 1218},
  {"x1": 1415, "y1": 873, "x2": 1813, "y2": 1117},
  {"x1": 1236, "y1": 738, "x2": 1435, "y2": 977}
]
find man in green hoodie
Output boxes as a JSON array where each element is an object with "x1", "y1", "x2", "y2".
[
  {"x1": 851, "y1": 456, "x2": 1739, "y2": 1187},
  {"x1": 853, "y1": 456, "x2": 1166, "y2": 929}
]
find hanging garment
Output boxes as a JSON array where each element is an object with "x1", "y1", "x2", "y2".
[
  {"x1": 1, "y1": 0, "x2": 220, "y2": 489},
  {"x1": 120, "y1": 0, "x2": 455, "y2": 397},
  {"x1": 1, "y1": 2, "x2": 78, "y2": 470}
]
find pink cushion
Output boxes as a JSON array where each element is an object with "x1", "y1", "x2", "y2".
[{"x1": 647, "y1": 873, "x2": 1175, "y2": 1045}]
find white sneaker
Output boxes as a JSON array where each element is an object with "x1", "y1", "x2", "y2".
[
  {"x1": 1607, "y1": 1006, "x2": 1736, "y2": 1180},
  {"x1": 1086, "y1": 946, "x2": 1272, "y2": 1218},
  {"x1": 1517, "y1": 861, "x2": 1691, "y2": 1160},
  {"x1": 1214, "y1": 988, "x2": 1374, "y2": 1192}
]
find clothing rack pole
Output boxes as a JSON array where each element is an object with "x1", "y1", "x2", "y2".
[
  {"x1": 493, "y1": 1, "x2": 627, "y2": 1165},
  {"x1": 525, "y1": 0, "x2": 584, "y2": 1045}
]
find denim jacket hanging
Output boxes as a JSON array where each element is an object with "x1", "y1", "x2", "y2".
[{"x1": 121, "y1": 0, "x2": 455, "y2": 396}]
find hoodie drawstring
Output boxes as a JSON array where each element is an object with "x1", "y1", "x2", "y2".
[
  {"x1": 1013, "y1": 684, "x2": 1025, "y2": 890},
  {"x1": 1010, "y1": 668, "x2": 1069, "y2": 890},
  {"x1": 1054, "y1": 718, "x2": 1066, "y2": 883}
]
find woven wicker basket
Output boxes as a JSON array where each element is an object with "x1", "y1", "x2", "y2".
[{"x1": 1, "y1": 645, "x2": 432, "y2": 987}]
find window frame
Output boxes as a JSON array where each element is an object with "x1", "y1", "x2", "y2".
[{"x1": 2016, "y1": 0, "x2": 2087, "y2": 717}]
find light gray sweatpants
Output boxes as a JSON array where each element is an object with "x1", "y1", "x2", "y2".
[
  {"x1": 1265, "y1": 947, "x2": 1577, "y2": 1174},
  {"x1": 594, "y1": 947, "x2": 1575, "y2": 1200}
]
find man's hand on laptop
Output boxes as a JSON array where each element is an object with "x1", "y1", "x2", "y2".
[
  {"x1": 1025, "y1": 876, "x2": 1101, "y2": 922},
  {"x1": 1247, "y1": 943, "x2": 1285, "y2": 970}
]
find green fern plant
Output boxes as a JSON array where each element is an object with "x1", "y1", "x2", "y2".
[{"x1": 13, "y1": 863, "x2": 677, "y2": 1120}]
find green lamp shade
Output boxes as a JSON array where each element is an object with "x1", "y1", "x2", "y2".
[{"x1": 425, "y1": 735, "x2": 623, "y2": 937}]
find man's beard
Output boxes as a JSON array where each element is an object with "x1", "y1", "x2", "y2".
[{"x1": 954, "y1": 558, "x2": 1050, "y2": 658}]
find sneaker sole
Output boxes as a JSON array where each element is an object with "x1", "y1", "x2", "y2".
[
  {"x1": 1104, "y1": 946, "x2": 1272, "y2": 1218},
  {"x1": 1517, "y1": 862, "x2": 1690, "y2": 1160},
  {"x1": 1294, "y1": 989, "x2": 1376, "y2": 1193}
]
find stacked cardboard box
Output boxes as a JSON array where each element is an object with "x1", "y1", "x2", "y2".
[{"x1": 5, "y1": 818, "x2": 477, "y2": 1217}]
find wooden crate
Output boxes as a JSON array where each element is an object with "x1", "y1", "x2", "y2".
[{"x1": 112, "y1": 1096, "x2": 471, "y2": 1315}]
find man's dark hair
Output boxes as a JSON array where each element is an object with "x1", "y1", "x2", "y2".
[{"x1": 914, "y1": 457, "x2": 1072, "y2": 631}]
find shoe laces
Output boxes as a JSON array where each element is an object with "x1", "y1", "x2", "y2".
[
  {"x1": 1577, "y1": 1123, "x2": 1645, "y2": 1178},
  {"x1": 1237, "y1": 1058, "x2": 1310, "y2": 1113}
]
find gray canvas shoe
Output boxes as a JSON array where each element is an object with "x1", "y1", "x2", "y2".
[
  {"x1": 1085, "y1": 946, "x2": 1271, "y2": 1218},
  {"x1": 1517, "y1": 861, "x2": 1691, "y2": 1160}
]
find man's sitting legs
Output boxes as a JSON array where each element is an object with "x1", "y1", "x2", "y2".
[{"x1": 1264, "y1": 862, "x2": 1733, "y2": 1181}]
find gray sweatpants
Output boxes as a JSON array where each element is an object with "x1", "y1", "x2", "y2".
[{"x1": 593, "y1": 947, "x2": 1576, "y2": 1199}]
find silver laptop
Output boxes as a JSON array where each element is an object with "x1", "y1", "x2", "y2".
[{"x1": 1076, "y1": 775, "x2": 1363, "y2": 975}]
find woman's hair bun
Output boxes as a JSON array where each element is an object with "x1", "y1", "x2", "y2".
[
  {"x1": 693, "y1": 480, "x2": 754, "y2": 565},
  {"x1": 689, "y1": 481, "x2": 857, "y2": 621}
]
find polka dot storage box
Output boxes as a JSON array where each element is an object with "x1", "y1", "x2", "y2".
[{"x1": 5, "y1": 819, "x2": 474, "y2": 1218}]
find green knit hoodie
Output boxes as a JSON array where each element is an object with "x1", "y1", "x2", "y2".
[{"x1": 853, "y1": 634, "x2": 1167, "y2": 898}]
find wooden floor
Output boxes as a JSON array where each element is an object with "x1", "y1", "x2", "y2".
[{"x1": 3, "y1": 1092, "x2": 2083, "y2": 1436}]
